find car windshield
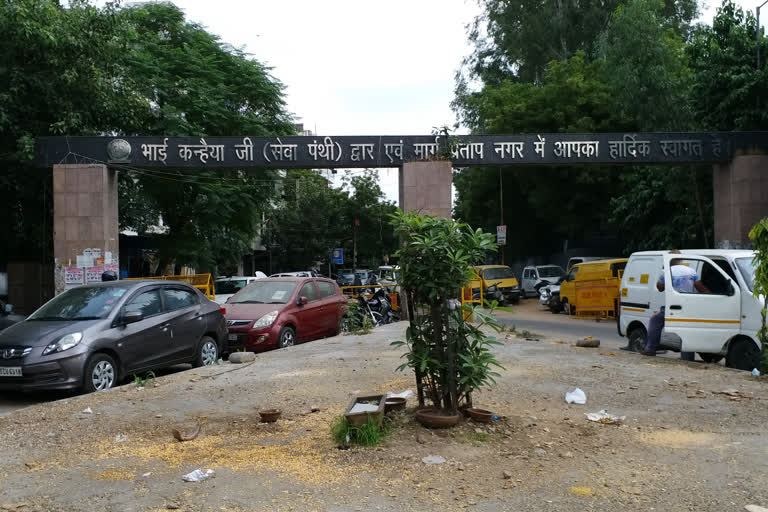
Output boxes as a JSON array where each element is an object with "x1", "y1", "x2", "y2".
[
  {"x1": 735, "y1": 257, "x2": 756, "y2": 292},
  {"x1": 28, "y1": 286, "x2": 128, "y2": 321},
  {"x1": 484, "y1": 267, "x2": 515, "y2": 280},
  {"x1": 538, "y1": 266, "x2": 565, "y2": 278},
  {"x1": 341, "y1": 272, "x2": 355, "y2": 280},
  {"x1": 215, "y1": 279, "x2": 247, "y2": 295},
  {"x1": 229, "y1": 281, "x2": 298, "y2": 304}
]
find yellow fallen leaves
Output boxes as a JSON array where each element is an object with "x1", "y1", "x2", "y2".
[
  {"x1": 89, "y1": 411, "x2": 348, "y2": 485},
  {"x1": 567, "y1": 486, "x2": 596, "y2": 496},
  {"x1": 88, "y1": 468, "x2": 135, "y2": 481}
]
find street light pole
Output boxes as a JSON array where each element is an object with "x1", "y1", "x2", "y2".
[{"x1": 758, "y1": 0, "x2": 768, "y2": 69}]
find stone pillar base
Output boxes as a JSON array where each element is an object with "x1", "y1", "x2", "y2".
[
  {"x1": 53, "y1": 164, "x2": 119, "y2": 294},
  {"x1": 714, "y1": 154, "x2": 768, "y2": 248},
  {"x1": 399, "y1": 160, "x2": 452, "y2": 219}
]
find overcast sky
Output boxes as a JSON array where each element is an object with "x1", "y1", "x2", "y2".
[{"x1": 144, "y1": 0, "x2": 759, "y2": 202}]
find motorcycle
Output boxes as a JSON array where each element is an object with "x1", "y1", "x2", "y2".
[
  {"x1": 365, "y1": 288, "x2": 399, "y2": 325},
  {"x1": 472, "y1": 281, "x2": 504, "y2": 305}
]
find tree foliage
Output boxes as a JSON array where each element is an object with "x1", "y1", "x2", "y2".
[
  {"x1": 0, "y1": 0, "x2": 295, "y2": 273},
  {"x1": 748, "y1": 218, "x2": 768, "y2": 373},
  {"x1": 453, "y1": 0, "x2": 761, "y2": 257},
  {"x1": 390, "y1": 211, "x2": 501, "y2": 411},
  {"x1": 265, "y1": 170, "x2": 398, "y2": 273}
]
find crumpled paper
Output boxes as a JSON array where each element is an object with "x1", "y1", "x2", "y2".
[
  {"x1": 182, "y1": 468, "x2": 215, "y2": 482},
  {"x1": 565, "y1": 388, "x2": 587, "y2": 404},
  {"x1": 585, "y1": 410, "x2": 625, "y2": 425}
]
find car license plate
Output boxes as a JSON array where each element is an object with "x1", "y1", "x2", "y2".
[
  {"x1": 228, "y1": 334, "x2": 239, "y2": 341},
  {"x1": 0, "y1": 367, "x2": 22, "y2": 377}
]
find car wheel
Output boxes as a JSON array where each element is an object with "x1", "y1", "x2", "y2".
[
  {"x1": 627, "y1": 327, "x2": 647, "y2": 353},
  {"x1": 193, "y1": 336, "x2": 218, "y2": 367},
  {"x1": 698, "y1": 353, "x2": 724, "y2": 364},
  {"x1": 726, "y1": 337, "x2": 761, "y2": 371},
  {"x1": 278, "y1": 326, "x2": 296, "y2": 348},
  {"x1": 534, "y1": 283, "x2": 546, "y2": 297},
  {"x1": 83, "y1": 353, "x2": 118, "y2": 393}
]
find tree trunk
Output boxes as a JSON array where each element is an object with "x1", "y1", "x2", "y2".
[
  {"x1": 690, "y1": 166, "x2": 710, "y2": 247},
  {"x1": 407, "y1": 289, "x2": 425, "y2": 407}
]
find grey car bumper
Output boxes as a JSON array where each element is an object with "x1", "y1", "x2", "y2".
[{"x1": 0, "y1": 352, "x2": 88, "y2": 391}]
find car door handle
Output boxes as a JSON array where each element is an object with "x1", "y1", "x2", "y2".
[
  {"x1": 669, "y1": 305, "x2": 682, "y2": 310},
  {"x1": 159, "y1": 323, "x2": 171, "y2": 329}
]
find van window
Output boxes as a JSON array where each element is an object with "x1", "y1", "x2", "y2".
[
  {"x1": 735, "y1": 257, "x2": 755, "y2": 292},
  {"x1": 670, "y1": 259, "x2": 730, "y2": 295},
  {"x1": 484, "y1": 267, "x2": 515, "y2": 280},
  {"x1": 710, "y1": 258, "x2": 736, "y2": 282},
  {"x1": 610, "y1": 261, "x2": 627, "y2": 278},
  {"x1": 566, "y1": 267, "x2": 578, "y2": 282}
]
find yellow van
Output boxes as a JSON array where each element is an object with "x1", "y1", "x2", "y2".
[
  {"x1": 557, "y1": 258, "x2": 627, "y2": 315},
  {"x1": 470, "y1": 265, "x2": 523, "y2": 305}
]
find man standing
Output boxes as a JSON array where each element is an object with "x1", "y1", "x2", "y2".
[{"x1": 642, "y1": 251, "x2": 710, "y2": 360}]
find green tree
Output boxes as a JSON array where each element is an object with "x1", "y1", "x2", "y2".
[
  {"x1": 597, "y1": 0, "x2": 693, "y2": 131},
  {"x1": 748, "y1": 218, "x2": 768, "y2": 373},
  {"x1": 687, "y1": 0, "x2": 768, "y2": 130},
  {"x1": 459, "y1": 0, "x2": 697, "y2": 86},
  {"x1": 453, "y1": 54, "x2": 628, "y2": 259},
  {"x1": 265, "y1": 170, "x2": 398, "y2": 273},
  {"x1": 116, "y1": 2, "x2": 295, "y2": 272},
  {"x1": 0, "y1": 0, "x2": 135, "y2": 264}
]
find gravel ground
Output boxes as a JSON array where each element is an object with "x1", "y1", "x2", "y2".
[{"x1": 0, "y1": 320, "x2": 767, "y2": 512}]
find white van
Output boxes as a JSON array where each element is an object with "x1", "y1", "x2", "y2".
[{"x1": 617, "y1": 250, "x2": 760, "y2": 370}]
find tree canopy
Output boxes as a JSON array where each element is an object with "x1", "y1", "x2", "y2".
[{"x1": 453, "y1": 0, "x2": 764, "y2": 257}]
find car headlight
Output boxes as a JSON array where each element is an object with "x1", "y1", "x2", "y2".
[
  {"x1": 252, "y1": 311, "x2": 279, "y2": 329},
  {"x1": 43, "y1": 332, "x2": 83, "y2": 355}
]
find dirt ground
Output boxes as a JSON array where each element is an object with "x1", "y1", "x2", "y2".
[{"x1": 1, "y1": 321, "x2": 767, "y2": 512}]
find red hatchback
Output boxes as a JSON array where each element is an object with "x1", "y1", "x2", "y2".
[{"x1": 223, "y1": 277, "x2": 347, "y2": 353}]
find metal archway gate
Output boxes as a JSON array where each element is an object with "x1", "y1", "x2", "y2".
[{"x1": 36, "y1": 132, "x2": 768, "y2": 293}]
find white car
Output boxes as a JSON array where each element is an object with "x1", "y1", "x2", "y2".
[
  {"x1": 618, "y1": 249, "x2": 759, "y2": 370},
  {"x1": 269, "y1": 271, "x2": 319, "y2": 278},
  {"x1": 521, "y1": 265, "x2": 566, "y2": 298},
  {"x1": 214, "y1": 274, "x2": 267, "y2": 304}
]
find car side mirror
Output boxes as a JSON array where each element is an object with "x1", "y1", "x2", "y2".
[
  {"x1": 122, "y1": 311, "x2": 143, "y2": 325},
  {"x1": 297, "y1": 296, "x2": 308, "y2": 306},
  {"x1": 3, "y1": 303, "x2": 13, "y2": 315}
]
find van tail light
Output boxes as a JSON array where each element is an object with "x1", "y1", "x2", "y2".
[{"x1": 219, "y1": 306, "x2": 226, "y2": 315}]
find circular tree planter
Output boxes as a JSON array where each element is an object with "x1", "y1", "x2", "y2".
[
  {"x1": 415, "y1": 408, "x2": 461, "y2": 429},
  {"x1": 259, "y1": 409, "x2": 281, "y2": 423},
  {"x1": 384, "y1": 397, "x2": 407, "y2": 414},
  {"x1": 465, "y1": 408, "x2": 493, "y2": 423}
]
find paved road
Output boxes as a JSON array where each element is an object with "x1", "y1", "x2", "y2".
[{"x1": 495, "y1": 298, "x2": 627, "y2": 349}]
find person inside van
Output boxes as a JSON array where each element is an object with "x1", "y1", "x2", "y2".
[{"x1": 642, "y1": 251, "x2": 710, "y2": 359}]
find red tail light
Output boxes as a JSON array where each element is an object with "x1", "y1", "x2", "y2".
[{"x1": 219, "y1": 306, "x2": 226, "y2": 315}]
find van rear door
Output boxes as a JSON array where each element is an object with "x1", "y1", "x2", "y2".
[{"x1": 662, "y1": 254, "x2": 741, "y2": 353}]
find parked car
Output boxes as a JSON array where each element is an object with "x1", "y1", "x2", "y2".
[
  {"x1": 270, "y1": 271, "x2": 318, "y2": 278},
  {"x1": 337, "y1": 269, "x2": 356, "y2": 288},
  {"x1": 0, "y1": 281, "x2": 227, "y2": 393},
  {"x1": 0, "y1": 299, "x2": 26, "y2": 332},
  {"x1": 618, "y1": 249, "x2": 760, "y2": 370},
  {"x1": 470, "y1": 265, "x2": 522, "y2": 305},
  {"x1": 224, "y1": 277, "x2": 348, "y2": 353},
  {"x1": 521, "y1": 265, "x2": 566, "y2": 298},
  {"x1": 565, "y1": 256, "x2": 618, "y2": 272},
  {"x1": 214, "y1": 274, "x2": 267, "y2": 305},
  {"x1": 557, "y1": 258, "x2": 628, "y2": 315}
]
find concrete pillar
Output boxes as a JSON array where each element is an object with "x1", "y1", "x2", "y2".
[
  {"x1": 399, "y1": 160, "x2": 452, "y2": 219},
  {"x1": 52, "y1": 164, "x2": 119, "y2": 294},
  {"x1": 714, "y1": 154, "x2": 768, "y2": 248}
]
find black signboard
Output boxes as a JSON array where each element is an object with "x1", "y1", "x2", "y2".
[{"x1": 35, "y1": 132, "x2": 755, "y2": 169}]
